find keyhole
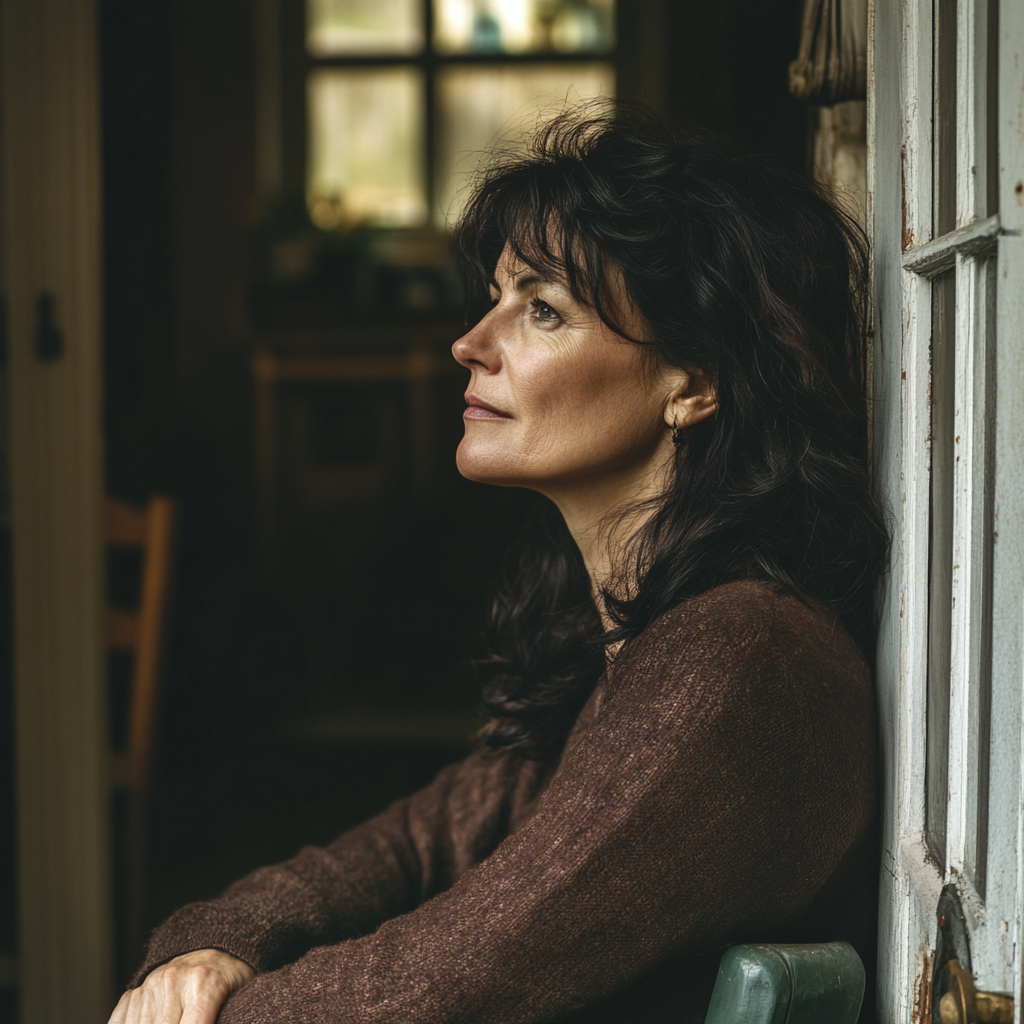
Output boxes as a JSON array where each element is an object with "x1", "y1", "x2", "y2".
[{"x1": 34, "y1": 291, "x2": 63, "y2": 360}]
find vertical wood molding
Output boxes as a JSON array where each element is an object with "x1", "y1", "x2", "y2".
[
  {"x1": 0, "y1": 0, "x2": 114, "y2": 1020},
  {"x1": 997, "y1": 1, "x2": 1024, "y2": 1008},
  {"x1": 871, "y1": 0, "x2": 945, "y2": 1016}
]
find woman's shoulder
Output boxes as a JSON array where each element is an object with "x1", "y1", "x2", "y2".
[
  {"x1": 590, "y1": 581, "x2": 876, "y2": 810},
  {"x1": 615, "y1": 579, "x2": 869, "y2": 699}
]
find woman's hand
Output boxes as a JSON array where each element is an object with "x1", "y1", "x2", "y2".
[{"x1": 107, "y1": 949, "x2": 254, "y2": 1024}]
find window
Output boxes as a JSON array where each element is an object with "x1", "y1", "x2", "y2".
[
  {"x1": 872, "y1": 0, "x2": 1024, "y2": 1013},
  {"x1": 904, "y1": 0, "x2": 1000, "y2": 896},
  {"x1": 303, "y1": 0, "x2": 616, "y2": 230}
]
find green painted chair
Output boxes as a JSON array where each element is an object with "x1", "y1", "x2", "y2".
[{"x1": 705, "y1": 941, "x2": 865, "y2": 1024}]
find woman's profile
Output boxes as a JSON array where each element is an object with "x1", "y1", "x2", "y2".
[{"x1": 110, "y1": 103, "x2": 888, "y2": 1024}]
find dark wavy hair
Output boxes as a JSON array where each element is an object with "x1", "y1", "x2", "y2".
[{"x1": 453, "y1": 103, "x2": 889, "y2": 758}]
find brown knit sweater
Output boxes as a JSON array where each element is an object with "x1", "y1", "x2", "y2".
[{"x1": 133, "y1": 581, "x2": 878, "y2": 1023}]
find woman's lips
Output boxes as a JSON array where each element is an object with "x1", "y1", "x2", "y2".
[{"x1": 464, "y1": 395, "x2": 511, "y2": 420}]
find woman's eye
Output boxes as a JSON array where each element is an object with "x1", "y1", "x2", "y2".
[{"x1": 530, "y1": 298, "x2": 560, "y2": 323}]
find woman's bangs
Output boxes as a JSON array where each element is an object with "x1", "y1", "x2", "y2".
[{"x1": 457, "y1": 164, "x2": 598, "y2": 316}]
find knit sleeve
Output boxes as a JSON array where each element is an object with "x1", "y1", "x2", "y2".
[
  {"x1": 213, "y1": 582, "x2": 876, "y2": 1024},
  {"x1": 131, "y1": 744, "x2": 531, "y2": 985}
]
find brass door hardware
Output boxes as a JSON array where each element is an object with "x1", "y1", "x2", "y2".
[
  {"x1": 937, "y1": 959, "x2": 1013, "y2": 1024},
  {"x1": 931, "y1": 885, "x2": 1014, "y2": 1024}
]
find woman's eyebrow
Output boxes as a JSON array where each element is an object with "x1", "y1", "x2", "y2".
[
  {"x1": 509, "y1": 269, "x2": 564, "y2": 291},
  {"x1": 490, "y1": 267, "x2": 565, "y2": 295},
  {"x1": 512, "y1": 274, "x2": 546, "y2": 290}
]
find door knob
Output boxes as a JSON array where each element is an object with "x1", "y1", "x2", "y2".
[{"x1": 937, "y1": 959, "x2": 1013, "y2": 1023}]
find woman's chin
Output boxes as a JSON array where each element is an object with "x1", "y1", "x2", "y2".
[
  {"x1": 456, "y1": 440, "x2": 522, "y2": 486},
  {"x1": 455, "y1": 451, "x2": 501, "y2": 485}
]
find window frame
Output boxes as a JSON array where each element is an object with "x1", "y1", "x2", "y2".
[
  {"x1": 872, "y1": 0, "x2": 1024, "y2": 1015},
  {"x1": 287, "y1": 0, "x2": 619, "y2": 228}
]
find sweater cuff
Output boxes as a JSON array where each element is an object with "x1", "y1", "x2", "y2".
[{"x1": 128, "y1": 903, "x2": 281, "y2": 988}]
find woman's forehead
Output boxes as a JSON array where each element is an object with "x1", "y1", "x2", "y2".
[
  {"x1": 491, "y1": 242, "x2": 636, "y2": 320},
  {"x1": 492, "y1": 243, "x2": 568, "y2": 290}
]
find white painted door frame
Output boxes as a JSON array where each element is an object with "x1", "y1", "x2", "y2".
[
  {"x1": 871, "y1": 0, "x2": 1024, "y2": 1018},
  {"x1": 0, "y1": 0, "x2": 115, "y2": 1020}
]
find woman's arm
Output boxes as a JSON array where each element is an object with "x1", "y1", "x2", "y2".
[
  {"x1": 130, "y1": 744, "x2": 531, "y2": 986},
  {"x1": 212, "y1": 583, "x2": 876, "y2": 1024}
]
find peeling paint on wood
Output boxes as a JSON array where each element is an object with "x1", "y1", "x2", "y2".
[
  {"x1": 912, "y1": 948, "x2": 934, "y2": 1024},
  {"x1": 901, "y1": 146, "x2": 915, "y2": 250}
]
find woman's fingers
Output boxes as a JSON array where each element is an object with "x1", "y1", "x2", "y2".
[
  {"x1": 175, "y1": 964, "x2": 236, "y2": 1024},
  {"x1": 106, "y1": 949, "x2": 254, "y2": 1024},
  {"x1": 178, "y1": 986, "x2": 230, "y2": 1024},
  {"x1": 152, "y1": 986, "x2": 187, "y2": 1024},
  {"x1": 106, "y1": 986, "x2": 184, "y2": 1024},
  {"x1": 109, "y1": 978, "x2": 216, "y2": 1024}
]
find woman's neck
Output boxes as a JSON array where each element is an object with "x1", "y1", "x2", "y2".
[{"x1": 542, "y1": 451, "x2": 672, "y2": 631}]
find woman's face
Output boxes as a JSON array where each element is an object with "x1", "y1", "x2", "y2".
[{"x1": 452, "y1": 248, "x2": 688, "y2": 496}]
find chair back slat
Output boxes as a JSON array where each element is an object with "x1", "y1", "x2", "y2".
[
  {"x1": 106, "y1": 498, "x2": 146, "y2": 547},
  {"x1": 107, "y1": 608, "x2": 138, "y2": 650},
  {"x1": 104, "y1": 494, "x2": 178, "y2": 977},
  {"x1": 105, "y1": 495, "x2": 177, "y2": 787},
  {"x1": 127, "y1": 495, "x2": 176, "y2": 784}
]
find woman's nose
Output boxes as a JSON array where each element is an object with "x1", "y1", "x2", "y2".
[{"x1": 452, "y1": 312, "x2": 501, "y2": 373}]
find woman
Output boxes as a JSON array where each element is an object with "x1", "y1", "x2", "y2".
[{"x1": 111, "y1": 105, "x2": 888, "y2": 1024}]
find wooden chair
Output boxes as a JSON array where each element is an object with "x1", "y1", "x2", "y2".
[
  {"x1": 106, "y1": 495, "x2": 177, "y2": 971},
  {"x1": 704, "y1": 941, "x2": 866, "y2": 1023}
]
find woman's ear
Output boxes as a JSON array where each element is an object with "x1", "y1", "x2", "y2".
[{"x1": 663, "y1": 371, "x2": 719, "y2": 432}]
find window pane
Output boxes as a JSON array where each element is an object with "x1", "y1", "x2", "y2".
[
  {"x1": 308, "y1": 68, "x2": 427, "y2": 228},
  {"x1": 307, "y1": 0, "x2": 423, "y2": 56},
  {"x1": 933, "y1": 0, "x2": 957, "y2": 235},
  {"x1": 986, "y1": 0, "x2": 999, "y2": 216},
  {"x1": 435, "y1": 63, "x2": 614, "y2": 225},
  {"x1": 926, "y1": 268, "x2": 956, "y2": 866},
  {"x1": 973, "y1": 255, "x2": 997, "y2": 897},
  {"x1": 434, "y1": 0, "x2": 615, "y2": 55}
]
